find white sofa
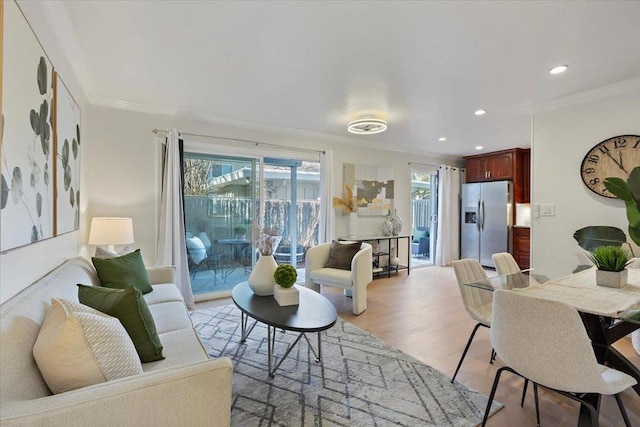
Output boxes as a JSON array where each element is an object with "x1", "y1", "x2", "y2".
[
  {"x1": 0, "y1": 257, "x2": 232, "y2": 427},
  {"x1": 305, "y1": 242, "x2": 373, "y2": 315}
]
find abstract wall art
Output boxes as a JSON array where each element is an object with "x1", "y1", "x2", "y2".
[
  {"x1": 342, "y1": 163, "x2": 394, "y2": 216},
  {"x1": 1, "y1": 0, "x2": 55, "y2": 251},
  {"x1": 54, "y1": 72, "x2": 81, "y2": 235}
]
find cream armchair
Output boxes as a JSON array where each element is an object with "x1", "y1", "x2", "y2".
[{"x1": 304, "y1": 242, "x2": 373, "y2": 315}]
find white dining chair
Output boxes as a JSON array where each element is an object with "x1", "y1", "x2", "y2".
[
  {"x1": 492, "y1": 252, "x2": 532, "y2": 289},
  {"x1": 450, "y1": 259, "x2": 494, "y2": 383},
  {"x1": 481, "y1": 289, "x2": 637, "y2": 427}
]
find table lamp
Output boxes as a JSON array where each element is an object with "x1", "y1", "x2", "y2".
[{"x1": 88, "y1": 217, "x2": 134, "y2": 252}]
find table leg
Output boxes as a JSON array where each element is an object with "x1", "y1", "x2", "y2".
[
  {"x1": 268, "y1": 325, "x2": 274, "y2": 377},
  {"x1": 317, "y1": 331, "x2": 322, "y2": 362},
  {"x1": 240, "y1": 312, "x2": 258, "y2": 343}
]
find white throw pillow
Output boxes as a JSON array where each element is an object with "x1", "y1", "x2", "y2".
[
  {"x1": 93, "y1": 245, "x2": 134, "y2": 259},
  {"x1": 186, "y1": 236, "x2": 206, "y2": 264},
  {"x1": 33, "y1": 298, "x2": 143, "y2": 394}
]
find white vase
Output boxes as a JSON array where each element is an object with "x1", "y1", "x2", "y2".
[
  {"x1": 348, "y1": 212, "x2": 358, "y2": 238},
  {"x1": 389, "y1": 209, "x2": 403, "y2": 236},
  {"x1": 248, "y1": 255, "x2": 277, "y2": 296},
  {"x1": 381, "y1": 218, "x2": 393, "y2": 236}
]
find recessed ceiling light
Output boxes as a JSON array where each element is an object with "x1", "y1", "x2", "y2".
[
  {"x1": 438, "y1": 137, "x2": 447, "y2": 142},
  {"x1": 347, "y1": 117, "x2": 388, "y2": 135},
  {"x1": 474, "y1": 109, "x2": 486, "y2": 116},
  {"x1": 549, "y1": 65, "x2": 568, "y2": 75},
  {"x1": 475, "y1": 146, "x2": 483, "y2": 150}
]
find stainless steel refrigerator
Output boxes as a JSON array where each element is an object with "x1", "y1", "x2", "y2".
[{"x1": 460, "y1": 181, "x2": 512, "y2": 268}]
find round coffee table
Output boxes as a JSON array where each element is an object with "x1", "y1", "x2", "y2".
[{"x1": 232, "y1": 281, "x2": 337, "y2": 376}]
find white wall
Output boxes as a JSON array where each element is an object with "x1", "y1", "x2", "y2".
[
  {"x1": 531, "y1": 87, "x2": 640, "y2": 278},
  {"x1": 83, "y1": 105, "x2": 462, "y2": 268},
  {"x1": 0, "y1": 1, "x2": 88, "y2": 303}
]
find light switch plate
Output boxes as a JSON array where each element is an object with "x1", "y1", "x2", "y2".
[{"x1": 541, "y1": 204, "x2": 555, "y2": 216}]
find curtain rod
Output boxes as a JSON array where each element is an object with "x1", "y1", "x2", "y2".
[
  {"x1": 408, "y1": 161, "x2": 440, "y2": 168},
  {"x1": 152, "y1": 129, "x2": 325, "y2": 155}
]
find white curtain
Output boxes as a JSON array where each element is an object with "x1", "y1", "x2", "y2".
[
  {"x1": 319, "y1": 150, "x2": 334, "y2": 243},
  {"x1": 436, "y1": 165, "x2": 463, "y2": 266},
  {"x1": 157, "y1": 129, "x2": 195, "y2": 309}
]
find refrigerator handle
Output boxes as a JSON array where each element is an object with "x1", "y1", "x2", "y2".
[
  {"x1": 476, "y1": 199, "x2": 482, "y2": 233},
  {"x1": 480, "y1": 199, "x2": 485, "y2": 231}
]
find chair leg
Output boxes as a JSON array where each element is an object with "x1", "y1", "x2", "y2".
[
  {"x1": 533, "y1": 383, "x2": 541, "y2": 427},
  {"x1": 614, "y1": 393, "x2": 632, "y2": 427},
  {"x1": 481, "y1": 366, "x2": 509, "y2": 427},
  {"x1": 451, "y1": 323, "x2": 485, "y2": 383},
  {"x1": 521, "y1": 378, "x2": 529, "y2": 407}
]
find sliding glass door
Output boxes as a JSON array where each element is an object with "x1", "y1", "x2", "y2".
[
  {"x1": 183, "y1": 152, "x2": 321, "y2": 300},
  {"x1": 183, "y1": 153, "x2": 258, "y2": 299},
  {"x1": 410, "y1": 168, "x2": 438, "y2": 268},
  {"x1": 262, "y1": 158, "x2": 320, "y2": 268}
]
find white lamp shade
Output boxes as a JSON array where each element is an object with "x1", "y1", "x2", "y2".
[{"x1": 88, "y1": 217, "x2": 134, "y2": 246}]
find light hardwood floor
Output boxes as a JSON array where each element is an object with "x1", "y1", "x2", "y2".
[{"x1": 196, "y1": 266, "x2": 639, "y2": 426}]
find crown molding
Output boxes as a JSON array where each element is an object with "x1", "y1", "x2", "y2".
[
  {"x1": 528, "y1": 77, "x2": 640, "y2": 114},
  {"x1": 41, "y1": 0, "x2": 97, "y2": 101},
  {"x1": 93, "y1": 96, "x2": 179, "y2": 116}
]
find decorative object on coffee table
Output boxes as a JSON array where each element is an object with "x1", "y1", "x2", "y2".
[
  {"x1": 248, "y1": 225, "x2": 281, "y2": 295},
  {"x1": 273, "y1": 264, "x2": 299, "y2": 306}
]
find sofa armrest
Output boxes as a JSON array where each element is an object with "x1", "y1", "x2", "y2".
[
  {"x1": 146, "y1": 265, "x2": 176, "y2": 285},
  {"x1": 0, "y1": 358, "x2": 232, "y2": 427}
]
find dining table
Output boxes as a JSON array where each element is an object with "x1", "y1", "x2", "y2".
[{"x1": 466, "y1": 266, "x2": 639, "y2": 427}]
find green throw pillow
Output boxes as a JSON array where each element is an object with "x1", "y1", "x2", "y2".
[
  {"x1": 92, "y1": 249, "x2": 153, "y2": 294},
  {"x1": 324, "y1": 241, "x2": 361, "y2": 270},
  {"x1": 77, "y1": 285, "x2": 164, "y2": 363}
]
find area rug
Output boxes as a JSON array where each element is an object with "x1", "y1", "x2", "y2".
[{"x1": 190, "y1": 305, "x2": 502, "y2": 426}]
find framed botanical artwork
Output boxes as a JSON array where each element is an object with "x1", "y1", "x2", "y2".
[
  {"x1": 53, "y1": 72, "x2": 81, "y2": 235},
  {"x1": 1, "y1": 0, "x2": 55, "y2": 251}
]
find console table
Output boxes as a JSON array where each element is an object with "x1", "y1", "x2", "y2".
[{"x1": 339, "y1": 235, "x2": 411, "y2": 279}]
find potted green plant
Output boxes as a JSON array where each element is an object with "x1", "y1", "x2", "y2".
[
  {"x1": 233, "y1": 224, "x2": 248, "y2": 240},
  {"x1": 273, "y1": 264, "x2": 299, "y2": 306},
  {"x1": 587, "y1": 245, "x2": 631, "y2": 288},
  {"x1": 604, "y1": 166, "x2": 640, "y2": 247}
]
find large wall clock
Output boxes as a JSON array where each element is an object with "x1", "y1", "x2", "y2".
[{"x1": 580, "y1": 134, "x2": 640, "y2": 198}]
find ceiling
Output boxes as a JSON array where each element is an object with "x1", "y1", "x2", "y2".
[{"x1": 53, "y1": 1, "x2": 640, "y2": 157}]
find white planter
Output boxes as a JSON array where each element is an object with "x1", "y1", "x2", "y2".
[
  {"x1": 348, "y1": 212, "x2": 358, "y2": 238},
  {"x1": 248, "y1": 255, "x2": 277, "y2": 296},
  {"x1": 274, "y1": 284, "x2": 299, "y2": 306},
  {"x1": 595, "y1": 269, "x2": 627, "y2": 288}
]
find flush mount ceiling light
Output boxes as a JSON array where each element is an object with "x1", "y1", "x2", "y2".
[
  {"x1": 438, "y1": 137, "x2": 447, "y2": 142},
  {"x1": 347, "y1": 117, "x2": 388, "y2": 135},
  {"x1": 474, "y1": 109, "x2": 486, "y2": 116},
  {"x1": 475, "y1": 146, "x2": 484, "y2": 150},
  {"x1": 549, "y1": 65, "x2": 569, "y2": 75}
]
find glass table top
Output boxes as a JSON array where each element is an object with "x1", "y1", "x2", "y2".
[{"x1": 465, "y1": 266, "x2": 640, "y2": 324}]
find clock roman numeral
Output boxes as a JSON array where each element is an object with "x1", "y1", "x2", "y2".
[{"x1": 614, "y1": 138, "x2": 627, "y2": 148}]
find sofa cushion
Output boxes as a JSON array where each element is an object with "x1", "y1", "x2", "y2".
[
  {"x1": 147, "y1": 301, "x2": 193, "y2": 335},
  {"x1": 144, "y1": 284, "x2": 185, "y2": 306},
  {"x1": 93, "y1": 245, "x2": 133, "y2": 259},
  {"x1": 92, "y1": 249, "x2": 153, "y2": 294},
  {"x1": 309, "y1": 268, "x2": 353, "y2": 288},
  {"x1": 78, "y1": 285, "x2": 164, "y2": 362},
  {"x1": 324, "y1": 241, "x2": 361, "y2": 270},
  {"x1": 32, "y1": 298, "x2": 142, "y2": 394},
  {"x1": 142, "y1": 328, "x2": 209, "y2": 373}
]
